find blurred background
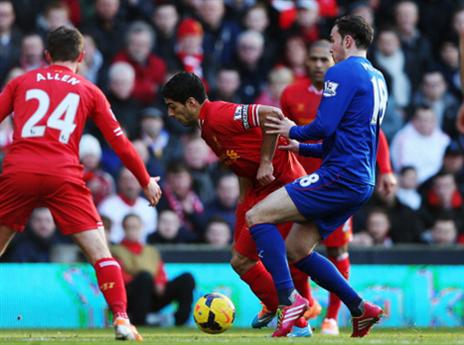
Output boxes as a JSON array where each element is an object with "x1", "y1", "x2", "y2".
[{"x1": 0, "y1": 0, "x2": 463, "y2": 331}]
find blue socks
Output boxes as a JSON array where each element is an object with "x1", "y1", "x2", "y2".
[
  {"x1": 295, "y1": 252, "x2": 363, "y2": 316},
  {"x1": 249, "y1": 223, "x2": 294, "y2": 305}
]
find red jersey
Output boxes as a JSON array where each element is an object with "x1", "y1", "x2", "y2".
[
  {"x1": 280, "y1": 80, "x2": 393, "y2": 175},
  {"x1": 0, "y1": 64, "x2": 149, "y2": 186},
  {"x1": 199, "y1": 100, "x2": 305, "y2": 191}
]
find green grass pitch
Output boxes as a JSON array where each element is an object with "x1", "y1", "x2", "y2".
[{"x1": 0, "y1": 328, "x2": 463, "y2": 345}]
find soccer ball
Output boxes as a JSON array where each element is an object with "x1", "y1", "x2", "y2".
[{"x1": 193, "y1": 293, "x2": 235, "y2": 334}]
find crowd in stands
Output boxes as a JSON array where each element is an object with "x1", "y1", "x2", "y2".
[{"x1": 1, "y1": 0, "x2": 464, "y2": 264}]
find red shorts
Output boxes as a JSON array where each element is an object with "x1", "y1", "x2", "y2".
[
  {"x1": 0, "y1": 172, "x2": 102, "y2": 235},
  {"x1": 234, "y1": 188, "x2": 293, "y2": 260},
  {"x1": 322, "y1": 218, "x2": 353, "y2": 247}
]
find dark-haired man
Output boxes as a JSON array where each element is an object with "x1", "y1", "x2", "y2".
[
  {"x1": 162, "y1": 72, "x2": 314, "y2": 336},
  {"x1": 0, "y1": 26, "x2": 161, "y2": 341},
  {"x1": 247, "y1": 15, "x2": 387, "y2": 337}
]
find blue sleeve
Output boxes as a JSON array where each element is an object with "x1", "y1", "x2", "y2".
[
  {"x1": 289, "y1": 65, "x2": 357, "y2": 141},
  {"x1": 298, "y1": 143, "x2": 323, "y2": 158}
]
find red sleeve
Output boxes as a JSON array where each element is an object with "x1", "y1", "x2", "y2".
[
  {"x1": 0, "y1": 79, "x2": 16, "y2": 123},
  {"x1": 154, "y1": 260, "x2": 168, "y2": 288},
  {"x1": 91, "y1": 87, "x2": 150, "y2": 187},
  {"x1": 377, "y1": 129, "x2": 393, "y2": 174},
  {"x1": 280, "y1": 87, "x2": 291, "y2": 117},
  {"x1": 233, "y1": 103, "x2": 261, "y2": 129},
  {"x1": 213, "y1": 102, "x2": 260, "y2": 132}
]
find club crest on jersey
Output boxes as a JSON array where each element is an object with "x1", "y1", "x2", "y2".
[{"x1": 323, "y1": 81, "x2": 339, "y2": 97}]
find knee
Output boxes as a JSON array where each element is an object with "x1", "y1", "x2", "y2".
[
  {"x1": 286, "y1": 242, "x2": 312, "y2": 264},
  {"x1": 230, "y1": 252, "x2": 256, "y2": 275},
  {"x1": 245, "y1": 207, "x2": 260, "y2": 228}
]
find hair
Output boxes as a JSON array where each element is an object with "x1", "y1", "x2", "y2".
[
  {"x1": 206, "y1": 216, "x2": 230, "y2": 229},
  {"x1": 334, "y1": 15, "x2": 374, "y2": 49},
  {"x1": 166, "y1": 161, "x2": 190, "y2": 175},
  {"x1": 122, "y1": 213, "x2": 142, "y2": 229},
  {"x1": 47, "y1": 26, "x2": 84, "y2": 62},
  {"x1": 309, "y1": 39, "x2": 331, "y2": 52},
  {"x1": 108, "y1": 61, "x2": 135, "y2": 81},
  {"x1": 434, "y1": 211, "x2": 456, "y2": 225},
  {"x1": 162, "y1": 72, "x2": 207, "y2": 104},
  {"x1": 399, "y1": 165, "x2": 416, "y2": 175},
  {"x1": 237, "y1": 30, "x2": 264, "y2": 49},
  {"x1": 45, "y1": 1, "x2": 69, "y2": 17},
  {"x1": 126, "y1": 20, "x2": 155, "y2": 49}
]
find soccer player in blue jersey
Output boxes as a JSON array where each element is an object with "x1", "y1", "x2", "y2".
[{"x1": 245, "y1": 15, "x2": 387, "y2": 338}]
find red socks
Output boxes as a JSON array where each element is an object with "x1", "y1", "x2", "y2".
[
  {"x1": 94, "y1": 258, "x2": 127, "y2": 318},
  {"x1": 290, "y1": 264, "x2": 313, "y2": 306},
  {"x1": 326, "y1": 253, "x2": 350, "y2": 320},
  {"x1": 240, "y1": 261, "x2": 279, "y2": 311}
]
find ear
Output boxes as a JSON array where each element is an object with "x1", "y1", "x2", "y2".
[
  {"x1": 186, "y1": 96, "x2": 198, "y2": 107},
  {"x1": 77, "y1": 51, "x2": 85, "y2": 63},
  {"x1": 344, "y1": 35, "x2": 354, "y2": 49},
  {"x1": 44, "y1": 50, "x2": 52, "y2": 64}
]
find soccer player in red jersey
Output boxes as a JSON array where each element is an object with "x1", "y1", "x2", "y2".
[
  {"x1": 279, "y1": 39, "x2": 397, "y2": 335},
  {"x1": 162, "y1": 71, "x2": 316, "y2": 334},
  {"x1": 0, "y1": 27, "x2": 162, "y2": 341}
]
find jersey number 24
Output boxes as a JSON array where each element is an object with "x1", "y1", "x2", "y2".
[{"x1": 22, "y1": 89, "x2": 79, "y2": 144}]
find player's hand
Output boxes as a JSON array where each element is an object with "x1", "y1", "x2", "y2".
[
  {"x1": 457, "y1": 103, "x2": 464, "y2": 134},
  {"x1": 143, "y1": 176, "x2": 162, "y2": 206},
  {"x1": 257, "y1": 160, "x2": 275, "y2": 186},
  {"x1": 377, "y1": 172, "x2": 397, "y2": 197},
  {"x1": 265, "y1": 116, "x2": 296, "y2": 138},
  {"x1": 278, "y1": 139, "x2": 299, "y2": 153}
]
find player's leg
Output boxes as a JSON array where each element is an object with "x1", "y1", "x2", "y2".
[
  {"x1": 246, "y1": 187, "x2": 309, "y2": 337},
  {"x1": 0, "y1": 226, "x2": 16, "y2": 257},
  {"x1": 231, "y1": 199, "x2": 279, "y2": 327},
  {"x1": 44, "y1": 177, "x2": 141, "y2": 341}
]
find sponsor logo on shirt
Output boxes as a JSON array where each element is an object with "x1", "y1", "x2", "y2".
[
  {"x1": 323, "y1": 81, "x2": 339, "y2": 97},
  {"x1": 233, "y1": 105, "x2": 250, "y2": 129}
]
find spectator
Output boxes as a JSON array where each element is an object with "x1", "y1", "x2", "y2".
[
  {"x1": 419, "y1": 171, "x2": 464, "y2": 235},
  {"x1": 111, "y1": 213, "x2": 195, "y2": 326},
  {"x1": 202, "y1": 173, "x2": 239, "y2": 232},
  {"x1": 82, "y1": 0, "x2": 127, "y2": 61},
  {"x1": 393, "y1": 0, "x2": 434, "y2": 94},
  {"x1": 371, "y1": 27, "x2": 411, "y2": 111},
  {"x1": 174, "y1": 18, "x2": 213, "y2": 87},
  {"x1": 204, "y1": 217, "x2": 232, "y2": 248},
  {"x1": 106, "y1": 61, "x2": 142, "y2": 140},
  {"x1": 353, "y1": 208, "x2": 393, "y2": 247},
  {"x1": 148, "y1": 210, "x2": 197, "y2": 244},
  {"x1": 37, "y1": 1, "x2": 72, "y2": 38},
  {"x1": 99, "y1": 168, "x2": 157, "y2": 243},
  {"x1": 441, "y1": 142, "x2": 464, "y2": 195},
  {"x1": 413, "y1": 70, "x2": 460, "y2": 138},
  {"x1": 5, "y1": 208, "x2": 65, "y2": 262},
  {"x1": 285, "y1": 0, "x2": 322, "y2": 44},
  {"x1": 234, "y1": 30, "x2": 268, "y2": 103},
  {"x1": 18, "y1": 33, "x2": 46, "y2": 72},
  {"x1": 151, "y1": 2, "x2": 179, "y2": 71},
  {"x1": 421, "y1": 213, "x2": 458, "y2": 245},
  {"x1": 396, "y1": 166, "x2": 421, "y2": 210},
  {"x1": 0, "y1": 0, "x2": 22, "y2": 84},
  {"x1": 79, "y1": 134, "x2": 115, "y2": 207},
  {"x1": 349, "y1": 1, "x2": 374, "y2": 27},
  {"x1": 114, "y1": 21, "x2": 166, "y2": 105},
  {"x1": 391, "y1": 105, "x2": 450, "y2": 184},
  {"x1": 255, "y1": 65, "x2": 294, "y2": 107},
  {"x1": 355, "y1": 183, "x2": 424, "y2": 243},
  {"x1": 208, "y1": 66, "x2": 241, "y2": 103},
  {"x1": 78, "y1": 35, "x2": 105, "y2": 86},
  {"x1": 197, "y1": 0, "x2": 241, "y2": 67},
  {"x1": 182, "y1": 135, "x2": 217, "y2": 204},
  {"x1": 282, "y1": 35, "x2": 308, "y2": 81},
  {"x1": 436, "y1": 40, "x2": 460, "y2": 99},
  {"x1": 139, "y1": 107, "x2": 183, "y2": 178},
  {"x1": 158, "y1": 162, "x2": 204, "y2": 234}
]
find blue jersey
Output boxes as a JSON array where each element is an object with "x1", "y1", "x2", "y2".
[{"x1": 290, "y1": 56, "x2": 387, "y2": 187}]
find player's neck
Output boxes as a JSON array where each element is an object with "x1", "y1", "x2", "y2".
[
  {"x1": 50, "y1": 61, "x2": 78, "y2": 73},
  {"x1": 345, "y1": 50, "x2": 366, "y2": 60}
]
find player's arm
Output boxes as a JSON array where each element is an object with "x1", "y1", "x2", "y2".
[
  {"x1": 278, "y1": 139, "x2": 324, "y2": 158},
  {"x1": 376, "y1": 129, "x2": 397, "y2": 197},
  {"x1": 266, "y1": 67, "x2": 355, "y2": 141},
  {"x1": 91, "y1": 88, "x2": 161, "y2": 206},
  {"x1": 0, "y1": 79, "x2": 15, "y2": 123},
  {"x1": 255, "y1": 105, "x2": 286, "y2": 185}
]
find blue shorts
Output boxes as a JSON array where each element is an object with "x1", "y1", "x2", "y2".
[{"x1": 285, "y1": 171, "x2": 374, "y2": 239}]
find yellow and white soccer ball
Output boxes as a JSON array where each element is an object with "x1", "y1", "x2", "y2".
[{"x1": 193, "y1": 293, "x2": 236, "y2": 334}]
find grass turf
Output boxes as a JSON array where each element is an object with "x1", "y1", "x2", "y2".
[{"x1": 0, "y1": 328, "x2": 463, "y2": 345}]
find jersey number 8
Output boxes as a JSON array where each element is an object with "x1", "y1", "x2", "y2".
[{"x1": 22, "y1": 89, "x2": 79, "y2": 144}]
